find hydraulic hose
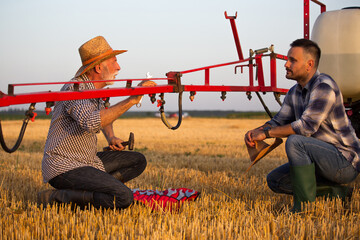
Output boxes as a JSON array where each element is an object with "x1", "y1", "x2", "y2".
[
  {"x1": 0, "y1": 118, "x2": 29, "y2": 153},
  {"x1": 160, "y1": 91, "x2": 183, "y2": 130}
]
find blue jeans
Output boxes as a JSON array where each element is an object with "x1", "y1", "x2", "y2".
[
  {"x1": 267, "y1": 135, "x2": 358, "y2": 194},
  {"x1": 49, "y1": 151, "x2": 147, "y2": 209}
]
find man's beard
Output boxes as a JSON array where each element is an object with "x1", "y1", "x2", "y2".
[
  {"x1": 285, "y1": 69, "x2": 294, "y2": 80},
  {"x1": 102, "y1": 70, "x2": 117, "y2": 85}
]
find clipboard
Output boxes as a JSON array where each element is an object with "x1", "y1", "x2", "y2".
[{"x1": 245, "y1": 138, "x2": 283, "y2": 172}]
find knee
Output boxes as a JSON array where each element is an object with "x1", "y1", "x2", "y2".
[
  {"x1": 266, "y1": 172, "x2": 278, "y2": 193},
  {"x1": 266, "y1": 164, "x2": 292, "y2": 194},
  {"x1": 115, "y1": 188, "x2": 134, "y2": 208},
  {"x1": 285, "y1": 134, "x2": 303, "y2": 151},
  {"x1": 121, "y1": 190, "x2": 134, "y2": 208},
  {"x1": 134, "y1": 152, "x2": 147, "y2": 172},
  {"x1": 285, "y1": 134, "x2": 312, "y2": 166}
]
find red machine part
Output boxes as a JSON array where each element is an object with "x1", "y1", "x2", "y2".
[
  {"x1": 0, "y1": 0, "x2": 328, "y2": 153},
  {"x1": 0, "y1": 8, "x2": 292, "y2": 112},
  {"x1": 303, "y1": 0, "x2": 326, "y2": 39},
  {"x1": 45, "y1": 108, "x2": 52, "y2": 115}
]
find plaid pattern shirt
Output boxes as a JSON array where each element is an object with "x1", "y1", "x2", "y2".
[
  {"x1": 42, "y1": 74, "x2": 106, "y2": 183},
  {"x1": 267, "y1": 71, "x2": 360, "y2": 171}
]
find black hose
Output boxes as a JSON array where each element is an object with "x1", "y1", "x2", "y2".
[
  {"x1": 160, "y1": 91, "x2": 183, "y2": 130},
  {"x1": 0, "y1": 118, "x2": 29, "y2": 153}
]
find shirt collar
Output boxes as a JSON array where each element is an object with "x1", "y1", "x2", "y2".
[
  {"x1": 296, "y1": 70, "x2": 320, "y2": 92},
  {"x1": 76, "y1": 74, "x2": 96, "y2": 90}
]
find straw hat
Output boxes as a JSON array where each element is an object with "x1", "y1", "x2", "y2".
[{"x1": 75, "y1": 36, "x2": 127, "y2": 77}]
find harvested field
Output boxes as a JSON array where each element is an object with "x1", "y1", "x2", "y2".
[{"x1": 0, "y1": 118, "x2": 359, "y2": 239}]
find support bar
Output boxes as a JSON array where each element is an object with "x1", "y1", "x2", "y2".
[
  {"x1": 224, "y1": 11, "x2": 244, "y2": 60},
  {"x1": 304, "y1": 0, "x2": 326, "y2": 39}
]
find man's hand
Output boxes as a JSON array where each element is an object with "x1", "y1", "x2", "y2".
[
  {"x1": 245, "y1": 124, "x2": 295, "y2": 147},
  {"x1": 107, "y1": 136, "x2": 125, "y2": 151},
  {"x1": 138, "y1": 80, "x2": 157, "y2": 87},
  {"x1": 245, "y1": 127, "x2": 267, "y2": 148},
  {"x1": 130, "y1": 80, "x2": 157, "y2": 104}
]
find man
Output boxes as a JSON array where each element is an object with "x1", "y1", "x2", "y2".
[
  {"x1": 38, "y1": 36, "x2": 156, "y2": 209},
  {"x1": 245, "y1": 39, "x2": 360, "y2": 212}
]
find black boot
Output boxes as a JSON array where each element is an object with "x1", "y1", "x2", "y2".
[
  {"x1": 37, "y1": 189, "x2": 94, "y2": 210},
  {"x1": 290, "y1": 163, "x2": 316, "y2": 213}
]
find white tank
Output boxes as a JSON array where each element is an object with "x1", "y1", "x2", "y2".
[{"x1": 311, "y1": 8, "x2": 360, "y2": 102}]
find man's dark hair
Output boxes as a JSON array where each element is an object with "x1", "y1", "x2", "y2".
[{"x1": 290, "y1": 38, "x2": 321, "y2": 67}]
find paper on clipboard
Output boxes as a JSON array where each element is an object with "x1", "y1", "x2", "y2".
[{"x1": 245, "y1": 137, "x2": 283, "y2": 172}]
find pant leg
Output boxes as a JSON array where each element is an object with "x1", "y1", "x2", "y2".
[
  {"x1": 97, "y1": 151, "x2": 147, "y2": 183},
  {"x1": 267, "y1": 163, "x2": 293, "y2": 195},
  {"x1": 285, "y1": 135, "x2": 358, "y2": 184},
  {"x1": 49, "y1": 166, "x2": 133, "y2": 209},
  {"x1": 266, "y1": 135, "x2": 359, "y2": 194}
]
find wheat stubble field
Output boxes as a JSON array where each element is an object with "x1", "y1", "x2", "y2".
[{"x1": 0, "y1": 117, "x2": 360, "y2": 239}]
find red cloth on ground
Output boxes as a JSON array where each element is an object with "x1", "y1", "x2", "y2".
[{"x1": 132, "y1": 188, "x2": 200, "y2": 211}]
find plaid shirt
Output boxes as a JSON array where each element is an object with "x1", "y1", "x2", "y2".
[
  {"x1": 42, "y1": 74, "x2": 106, "y2": 183},
  {"x1": 267, "y1": 71, "x2": 360, "y2": 171}
]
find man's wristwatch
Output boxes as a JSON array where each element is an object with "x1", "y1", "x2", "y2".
[{"x1": 263, "y1": 126, "x2": 271, "y2": 138}]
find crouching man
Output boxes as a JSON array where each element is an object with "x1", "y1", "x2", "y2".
[{"x1": 245, "y1": 39, "x2": 360, "y2": 212}]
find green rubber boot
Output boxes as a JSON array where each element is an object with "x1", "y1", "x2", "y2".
[
  {"x1": 316, "y1": 184, "x2": 353, "y2": 201},
  {"x1": 290, "y1": 163, "x2": 316, "y2": 213}
]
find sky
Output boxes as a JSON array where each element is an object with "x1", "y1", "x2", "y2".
[{"x1": 0, "y1": 0, "x2": 358, "y2": 113}]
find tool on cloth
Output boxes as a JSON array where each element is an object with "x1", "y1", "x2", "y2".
[{"x1": 103, "y1": 132, "x2": 134, "y2": 151}]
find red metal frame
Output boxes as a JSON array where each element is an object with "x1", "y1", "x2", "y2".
[
  {"x1": 304, "y1": 0, "x2": 326, "y2": 39},
  {"x1": 0, "y1": 51, "x2": 289, "y2": 108},
  {"x1": 1, "y1": 0, "x2": 336, "y2": 152},
  {"x1": 179, "y1": 53, "x2": 288, "y2": 93},
  {"x1": 224, "y1": 12, "x2": 244, "y2": 60},
  {"x1": 0, "y1": 0, "x2": 326, "y2": 113},
  {"x1": 0, "y1": 85, "x2": 175, "y2": 107},
  {"x1": 0, "y1": 11, "x2": 289, "y2": 112}
]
